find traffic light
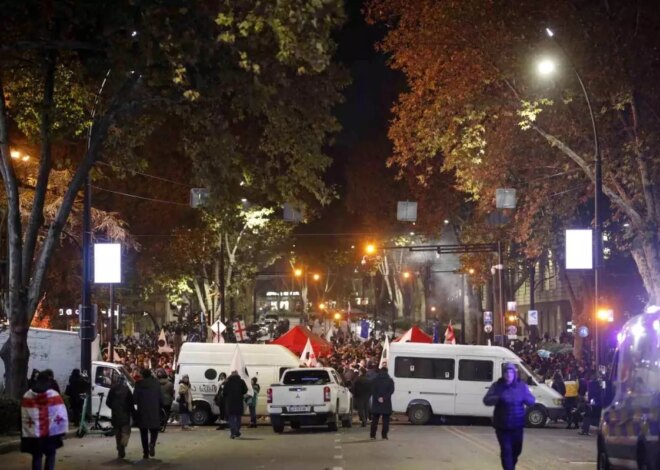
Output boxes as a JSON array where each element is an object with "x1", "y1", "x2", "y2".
[{"x1": 506, "y1": 314, "x2": 518, "y2": 324}]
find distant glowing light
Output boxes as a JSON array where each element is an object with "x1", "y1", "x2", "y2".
[
  {"x1": 623, "y1": 223, "x2": 630, "y2": 228},
  {"x1": 443, "y1": 219, "x2": 450, "y2": 225},
  {"x1": 617, "y1": 331, "x2": 625, "y2": 344},
  {"x1": 409, "y1": 232, "x2": 415, "y2": 236},
  {"x1": 10, "y1": 150, "x2": 20, "y2": 159},
  {"x1": 537, "y1": 58, "x2": 557, "y2": 76},
  {"x1": 545, "y1": 27, "x2": 554, "y2": 37},
  {"x1": 365, "y1": 244, "x2": 376, "y2": 255},
  {"x1": 646, "y1": 305, "x2": 660, "y2": 314}
]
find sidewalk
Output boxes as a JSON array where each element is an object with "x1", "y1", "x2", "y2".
[{"x1": 0, "y1": 428, "x2": 77, "y2": 455}]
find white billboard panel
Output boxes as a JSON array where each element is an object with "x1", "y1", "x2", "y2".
[{"x1": 565, "y1": 229, "x2": 593, "y2": 270}]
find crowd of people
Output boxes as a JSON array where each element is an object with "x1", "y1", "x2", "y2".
[{"x1": 17, "y1": 317, "x2": 613, "y2": 469}]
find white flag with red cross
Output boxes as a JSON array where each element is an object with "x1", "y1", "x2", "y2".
[{"x1": 233, "y1": 320, "x2": 247, "y2": 341}]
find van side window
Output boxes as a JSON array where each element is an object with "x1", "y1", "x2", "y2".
[
  {"x1": 394, "y1": 357, "x2": 455, "y2": 380},
  {"x1": 458, "y1": 360, "x2": 493, "y2": 382},
  {"x1": 279, "y1": 367, "x2": 290, "y2": 380}
]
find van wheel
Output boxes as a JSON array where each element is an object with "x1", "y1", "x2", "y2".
[
  {"x1": 271, "y1": 416, "x2": 284, "y2": 433},
  {"x1": 191, "y1": 403, "x2": 210, "y2": 426},
  {"x1": 597, "y1": 439, "x2": 610, "y2": 470},
  {"x1": 525, "y1": 405, "x2": 547, "y2": 428},
  {"x1": 408, "y1": 404, "x2": 431, "y2": 425}
]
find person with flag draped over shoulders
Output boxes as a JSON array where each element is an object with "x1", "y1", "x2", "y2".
[
  {"x1": 21, "y1": 371, "x2": 69, "y2": 470},
  {"x1": 483, "y1": 362, "x2": 536, "y2": 470}
]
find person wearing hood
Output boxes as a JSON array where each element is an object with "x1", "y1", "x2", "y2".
[
  {"x1": 223, "y1": 371, "x2": 248, "y2": 439},
  {"x1": 106, "y1": 374, "x2": 134, "y2": 459},
  {"x1": 178, "y1": 375, "x2": 193, "y2": 431},
  {"x1": 157, "y1": 370, "x2": 174, "y2": 430},
  {"x1": 21, "y1": 371, "x2": 69, "y2": 470},
  {"x1": 483, "y1": 362, "x2": 536, "y2": 470},
  {"x1": 370, "y1": 367, "x2": 395, "y2": 440}
]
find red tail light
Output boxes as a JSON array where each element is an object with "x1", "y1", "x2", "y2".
[
  {"x1": 267, "y1": 388, "x2": 273, "y2": 404},
  {"x1": 323, "y1": 386, "x2": 331, "y2": 402}
]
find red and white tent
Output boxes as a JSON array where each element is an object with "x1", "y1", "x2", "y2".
[{"x1": 393, "y1": 326, "x2": 433, "y2": 343}]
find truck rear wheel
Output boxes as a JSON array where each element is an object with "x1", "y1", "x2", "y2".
[
  {"x1": 271, "y1": 416, "x2": 284, "y2": 433},
  {"x1": 408, "y1": 404, "x2": 431, "y2": 425},
  {"x1": 328, "y1": 409, "x2": 339, "y2": 431}
]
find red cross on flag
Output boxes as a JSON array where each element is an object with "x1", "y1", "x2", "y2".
[{"x1": 233, "y1": 320, "x2": 247, "y2": 341}]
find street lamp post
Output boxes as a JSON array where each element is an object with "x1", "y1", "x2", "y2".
[{"x1": 538, "y1": 27, "x2": 602, "y2": 366}]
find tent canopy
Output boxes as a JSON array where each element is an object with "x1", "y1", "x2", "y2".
[
  {"x1": 271, "y1": 325, "x2": 333, "y2": 357},
  {"x1": 393, "y1": 326, "x2": 433, "y2": 343}
]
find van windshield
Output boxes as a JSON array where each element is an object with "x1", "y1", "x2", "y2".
[{"x1": 283, "y1": 370, "x2": 331, "y2": 385}]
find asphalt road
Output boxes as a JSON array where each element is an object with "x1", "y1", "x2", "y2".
[{"x1": 1, "y1": 420, "x2": 597, "y2": 470}]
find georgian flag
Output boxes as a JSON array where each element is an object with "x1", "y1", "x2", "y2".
[
  {"x1": 21, "y1": 389, "x2": 69, "y2": 438},
  {"x1": 233, "y1": 321, "x2": 247, "y2": 342}
]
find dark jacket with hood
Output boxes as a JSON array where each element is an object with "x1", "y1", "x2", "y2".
[
  {"x1": 370, "y1": 370, "x2": 395, "y2": 415},
  {"x1": 483, "y1": 366, "x2": 536, "y2": 430},
  {"x1": 106, "y1": 381, "x2": 134, "y2": 427}
]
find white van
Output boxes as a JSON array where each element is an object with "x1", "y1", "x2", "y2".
[
  {"x1": 598, "y1": 308, "x2": 660, "y2": 470},
  {"x1": 91, "y1": 361, "x2": 136, "y2": 419},
  {"x1": 174, "y1": 343, "x2": 300, "y2": 425},
  {"x1": 388, "y1": 343, "x2": 564, "y2": 428}
]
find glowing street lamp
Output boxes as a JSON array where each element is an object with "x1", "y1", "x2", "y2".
[
  {"x1": 537, "y1": 58, "x2": 557, "y2": 76},
  {"x1": 468, "y1": 268, "x2": 475, "y2": 275},
  {"x1": 293, "y1": 268, "x2": 303, "y2": 278},
  {"x1": 319, "y1": 302, "x2": 326, "y2": 310},
  {"x1": 402, "y1": 271, "x2": 411, "y2": 280},
  {"x1": 312, "y1": 273, "x2": 320, "y2": 281},
  {"x1": 596, "y1": 308, "x2": 614, "y2": 323},
  {"x1": 365, "y1": 244, "x2": 376, "y2": 255},
  {"x1": 10, "y1": 149, "x2": 30, "y2": 161}
]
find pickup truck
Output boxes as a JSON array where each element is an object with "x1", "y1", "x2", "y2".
[{"x1": 267, "y1": 367, "x2": 353, "y2": 432}]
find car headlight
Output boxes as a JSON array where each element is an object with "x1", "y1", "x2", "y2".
[{"x1": 553, "y1": 398, "x2": 564, "y2": 406}]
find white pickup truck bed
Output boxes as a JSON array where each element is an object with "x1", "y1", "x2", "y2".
[{"x1": 267, "y1": 368, "x2": 353, "y2": 432}]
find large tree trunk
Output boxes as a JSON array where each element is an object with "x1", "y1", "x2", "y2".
[{"x1": 631, "y1": 235, "x2": 660, "y2": 305}]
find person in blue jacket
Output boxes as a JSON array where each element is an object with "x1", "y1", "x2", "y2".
[{"x1": 483, "y1": 362, "x2": 536, "y2": 470}]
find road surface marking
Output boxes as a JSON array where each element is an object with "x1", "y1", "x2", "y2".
[{"x1": 334, "y1": 455, "x2": 343, "y2": 459}]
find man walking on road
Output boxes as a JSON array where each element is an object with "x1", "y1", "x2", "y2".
[
  {"x1": 223, "y1": 370, "x2": 248, "y2": 439},
  {"x1": 370, "y1": 366, "x2": 394, "y2": 440},
  {"x1": 106, "y1": 375, "x2": 134, "y2": 459},
  {"x1": 352, "y1": 368, "x2": 372, "y2": 427},
  {"x1": 134, "y1": 369, "x2": 164, "y2": 459},
  {"x1": 483, "y1": 362, "x2": 536, "y2": 470}
]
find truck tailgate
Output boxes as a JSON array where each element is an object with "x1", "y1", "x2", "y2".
[{"x1": 272, "y1": 385, "x2": 326, "y2": 411}]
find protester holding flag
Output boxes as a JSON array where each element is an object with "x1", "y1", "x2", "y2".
[{"x1": 224, "y1": 371, "x2": 248, "y2": 438}]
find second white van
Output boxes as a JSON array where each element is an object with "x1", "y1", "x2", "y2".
[
  {"x1": 388, "y1": 343, "x2": 564, "y2": 427},
  {"x1": 174, "y1": 343, "x2": 300, "y2": 425}
]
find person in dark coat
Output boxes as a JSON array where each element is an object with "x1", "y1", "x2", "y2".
[
  {"x1": 352, "y1": 368, "x2": 373, "y2": 427},
  {"x1": 106, "y1": 375, "x2": 134, "y2": 459},
  {"x1": 64, "y1": 369, "x2": 87, "y2": 426},
  {"x1": 483, "y1": 362, "x2": 536, "y2": 470},
  {"x1": 133, "y1": 369, "x2": 163, "y2": 459},
  {"x1": 579, "y1": 371, "x2": 603, "y2": 436},
  {"x1": 214, "y1": 372, "x2": 228, "y2": 430},
  {"x1": 370, "y1": 367, "x2": 394, "y2": 440},
  {"x1": 157, "y1": 370, "x2": 174, "y2": 430},
  {"x1": 223, "y1": 371, "x2": 248, "y2": 438},
  {"x1": 21, "y1": 371, "x2": 69, "y2": 470}
]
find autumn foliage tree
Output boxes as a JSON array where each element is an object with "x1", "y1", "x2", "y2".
[{"x1": 366, "y1": 0, "x2": 660, "y2": 307}]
